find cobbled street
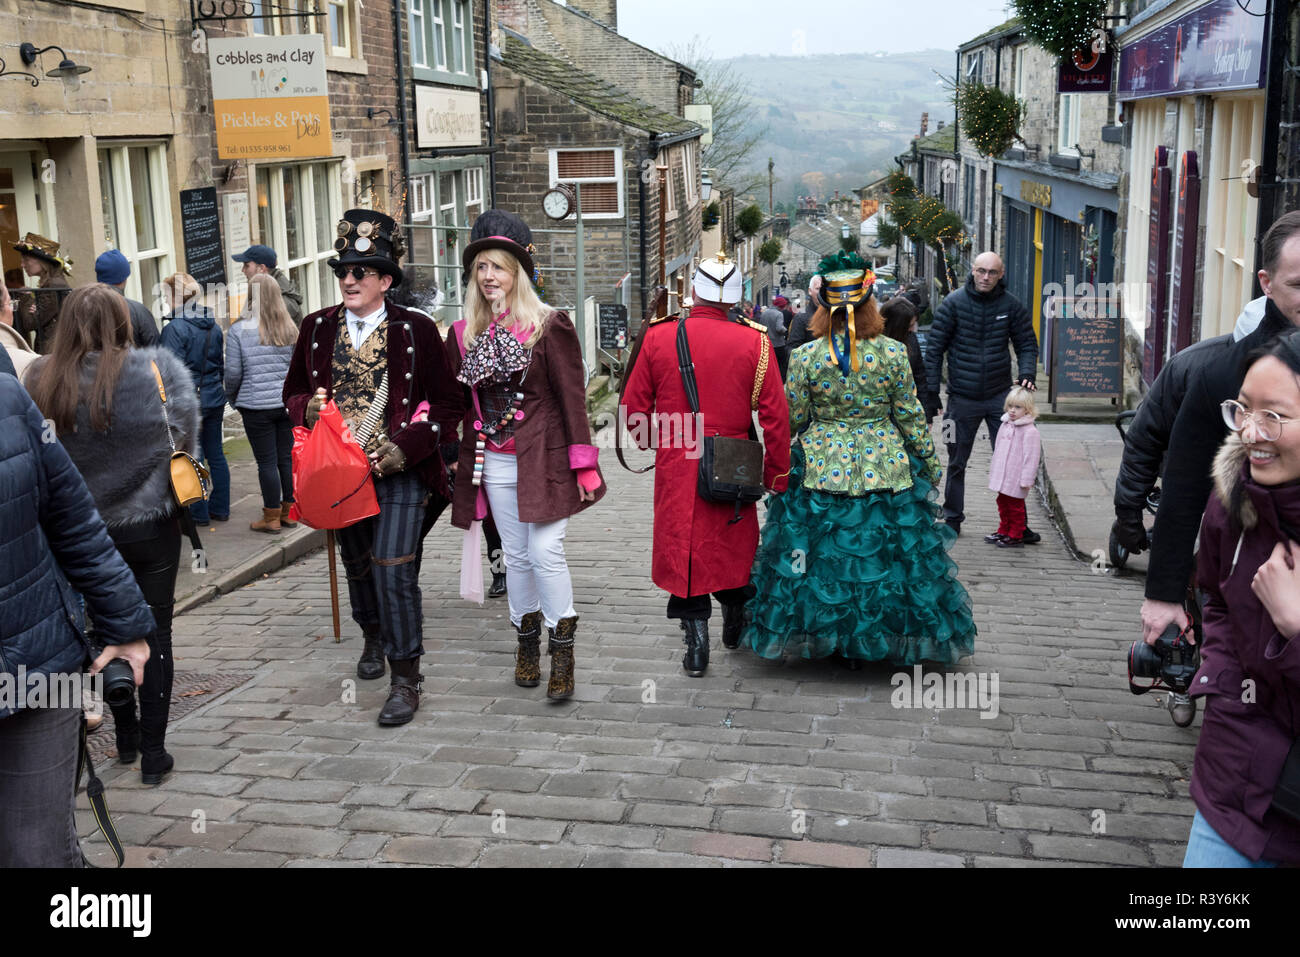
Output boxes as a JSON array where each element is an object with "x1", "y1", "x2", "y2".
[{"x1": 81, "y1": 437, "x2": 1194, "y2": 868}]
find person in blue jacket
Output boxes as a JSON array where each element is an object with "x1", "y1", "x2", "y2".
[
  {"x1": 0, "y1": 373, "x2": 154, "y2": 867},
  {"x1": 160, "y1": 272, "x2": 230, "y2": 525}
]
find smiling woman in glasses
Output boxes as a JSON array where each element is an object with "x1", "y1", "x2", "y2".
[
  {"x1": 1183, "y1": 330, "x2": 1300, "y2": 868},
  {"x1": 281, "y1": 208, "x2": 466, "y2": 727}
]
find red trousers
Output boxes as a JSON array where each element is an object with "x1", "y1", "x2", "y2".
[{"x1": 996, "y1": 493, "x2": 1027, "y2": 540}]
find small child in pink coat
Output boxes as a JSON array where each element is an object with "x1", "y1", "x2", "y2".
[{"x1": 985, "y1": 387, "x2": 1041, "y2": 548}]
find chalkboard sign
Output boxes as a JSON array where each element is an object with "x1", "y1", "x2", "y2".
[
  {"x1": 180, "y1": 187, "x2": 226, "y2": 287},
  {"x1": 598, "y1": 303, "x2": 628, "y2": 350},
  {"x1": 1051, "y1": 298, "x2": 1123, "y2": 401}
]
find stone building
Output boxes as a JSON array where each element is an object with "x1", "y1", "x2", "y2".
[
  {"x1": 489, "y1": 0, "x2": 704, "y2": 352},
  {"x1": 899, "y1": 122, "x2": 959, "y2": 300},
  {"x1": 0, "y1": 0, "x2": 403, "y2": 327}
]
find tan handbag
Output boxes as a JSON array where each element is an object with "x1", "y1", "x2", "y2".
[{"x1": 151, "y1": 360, "x2": 211, "y2": 507}]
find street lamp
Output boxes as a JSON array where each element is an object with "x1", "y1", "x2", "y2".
[{"x1": 19, "y1": 42, "x2": 91, "y2": 91}]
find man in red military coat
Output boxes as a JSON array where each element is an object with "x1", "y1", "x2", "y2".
[{"x1": 622, "y1": 254, "x2": 790, "y2": 676}]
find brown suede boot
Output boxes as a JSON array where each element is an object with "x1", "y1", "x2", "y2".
[
  {"x1": 279, "y1": 502, "x2": 299, "y2": 528},
  {"x1": 547, "y1": 615, "x2": 577, "y2": 700},
  {"x1": 251, "y1": 507, "x2": 281, "y2": 534},
  {"x1": 515, "y1": 611, "x2": 543, "y2": 687}
]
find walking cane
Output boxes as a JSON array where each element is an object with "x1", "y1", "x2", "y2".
[{"x1": 326, "y1": 529, "x2": 342, "y2": 642}]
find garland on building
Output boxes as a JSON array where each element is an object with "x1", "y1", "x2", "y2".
[
  {"x1": 955, "y1": 81, "x2": 1025, "y2": 157},
  {"x1": 877, "y1": 170, "x2": 965, "y2": 295},
  {"x1": 758, "y1": 238, "x2": 783, "y2": 264},
  {"x1": 1012, "y1": 0, "x2": 1108, "y2": 60}
]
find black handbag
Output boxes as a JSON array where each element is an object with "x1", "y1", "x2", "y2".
[{"x1": 675, "y1": 315, "x2": 769, "y2": 523}]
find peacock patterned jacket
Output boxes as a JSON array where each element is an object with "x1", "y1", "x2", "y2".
[{"x1": 787, "y1": 332, "x2": 940, "y2": 496}]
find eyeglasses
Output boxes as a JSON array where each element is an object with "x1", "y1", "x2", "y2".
[
  {"x1": 973, "y1": 268, "x2": 1002, "y2": 277},
  {"x1": 334, "y1": 265, "x2": 379, "y2": 281},
  {"x1": 1221, "y1": 399, "x2": 1295, "y2": 441}
]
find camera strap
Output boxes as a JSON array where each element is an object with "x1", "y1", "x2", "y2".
[{"x1": 77, "y1": 713, "x2": 125, "y2": 868}]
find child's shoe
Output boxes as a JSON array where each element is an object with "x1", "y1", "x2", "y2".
[
  {"x1": 997, "y1": 537, "x2": 1024, "y2": 548},
  {"x1": 983, "y1": 532, "x2": 1006, "y2": 544}
]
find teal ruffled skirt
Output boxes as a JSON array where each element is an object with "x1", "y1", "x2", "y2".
[{"x1": 743, "y1": 446, "x2": 977, "y2": 665}]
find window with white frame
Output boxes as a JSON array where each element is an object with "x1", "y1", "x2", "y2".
[
  {"x1": 326, "y1": 0, "x2": 350, "y2": 56},
  {"x1": 410, "y1": 0, "x2": 427, "y2": 67},
  {"x1": 464, "y1": 167, "x2": 483, "y2": 219},
  {"x1": 408, "y1": 172, "x2": 436, "y2": 270},
  {"x1": 1058, "y1": 93, "x2": 1082, "y2": 154},
  {"x1": 255, "y1": 160, "x2": 341, "y2": 315},
  {"x1": 548, "y1": 148, "x2": 624, "y2": 218},
  {"x1": 1014, "y1": 47, "x2": 1026, "y2": 100},
  {"x1": 412, "y1": 0, "x2": 474, "y2": 79},
  {"x1": 683, "y1": 143, "x2": 697, "y2": 205},
  {"x1": 98, "y1": 143, "x2": 175, "y2": 308}
]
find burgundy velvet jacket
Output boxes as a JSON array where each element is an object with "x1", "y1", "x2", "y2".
[
  {"x1": 448, "y1": 310, "x2": 605, "y2": 528},
  {"x1": 282, "y1": 301, "x2": 465, "y2": 497}
]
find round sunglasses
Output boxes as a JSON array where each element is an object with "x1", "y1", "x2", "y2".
[{"x1": 334, "y1": 265, "x2": 380, "y2": 281}]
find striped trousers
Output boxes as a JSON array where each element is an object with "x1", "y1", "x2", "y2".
[{"x1": 337, "y1": 471, "x2": 429, "y2": 661}]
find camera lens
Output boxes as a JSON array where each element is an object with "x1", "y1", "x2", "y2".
[
  {"x1": 99, "y1": 656, "x2": 135, "y2": 709},
  {"x1": 1128, "y1": 640, "x2": 1164, "y2": 680}
]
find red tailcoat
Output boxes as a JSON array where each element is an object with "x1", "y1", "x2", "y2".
[{"x1": 621, "y1": 304, "x2": 790, "y2": 597}]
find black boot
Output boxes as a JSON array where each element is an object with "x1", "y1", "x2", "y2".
[
  {"x1": 138, "y1": 638, "x2": 173, "y2": 786},
  {"x1": 378, "y1": 657, "x2": 422, "y2": 726},
  {"x1": 357, "y1": 628, "x2": 386, "y2": 680},
  {"x1": 515, "y1": 611, "x2": 543, "y2": 688},
  {"x1": 489, "y1": 572, "x2": 508, "y2": 598},
  {"x1": 721, "y1": 601, "x2": 746, "y2": 649},
  {"x1": 681, "y1": 618, "x2": 709, "y2": 677},
  {"x1": 110, "y1": 701, "x2": 140, "y2": 764}
]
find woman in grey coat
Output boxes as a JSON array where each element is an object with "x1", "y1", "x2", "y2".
[
  {"x1": 226, "y1": 273, "x2": 298, "y2": 533},
  {"x1": 26, "y1": 284, "x2": 199, "y2": 786}
]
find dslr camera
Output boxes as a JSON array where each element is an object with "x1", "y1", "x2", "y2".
[
  {"x1": 90, "y1": 642, "x2": 136, "y2": 709},
  {"x1": 1127, "y1": 622, "x2": 1200, "y2": 695}
]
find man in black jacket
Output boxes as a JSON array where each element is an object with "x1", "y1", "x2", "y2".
[
  {"x1": 924, "y1": 252, "x2": 1038, "y2": 535},
  {"x1": 1141, "y1": 210, "x2": 1300, "y2": 643},
  {"x1": 786, "y1": 277, "x2": 822, "y2": 352}
]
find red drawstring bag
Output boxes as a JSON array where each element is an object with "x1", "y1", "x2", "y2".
[{"x1": 289, "y1": 400, "x2": 380, "y2": 529}]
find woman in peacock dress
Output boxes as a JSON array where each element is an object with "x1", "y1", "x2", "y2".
[{"x1": 742, "y1": 251, "x2": 977, "y2": 666}]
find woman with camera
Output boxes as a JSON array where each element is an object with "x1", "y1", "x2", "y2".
[
  {"x1": 1185, "y1": 330, "x2": 1300, "y2": 866},
  {"x1": 26, "y1": 284, "x2": 199, "y2": 786},
  {"x1": 446, "y1": 210, "x2": 605, "y2": 700}
]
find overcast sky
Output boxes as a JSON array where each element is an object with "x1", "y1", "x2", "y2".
[{"x1": 618, "y1": 0, "x2": 1018, "y2": 59}]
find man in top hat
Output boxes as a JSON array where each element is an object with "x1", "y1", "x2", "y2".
[
  {"x1": 95, "y1": 249, "x2": 159, "y2": 348},
  {"x1": 233, "y1": 244, "x2": 304, "y2": 325},
  {"x1": 621, "y1": 253, "x2": 791, "y2": 677},
  {"x1": 282, "y1": 209, "x2": 464, "y2": 726},
  {"x1": 12, "y1": 233, "x2": 72, "y2": 354}
]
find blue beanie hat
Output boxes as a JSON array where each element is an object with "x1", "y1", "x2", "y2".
[{"x1": 95, "y1": 249, "x2": 131, "y2": 285}]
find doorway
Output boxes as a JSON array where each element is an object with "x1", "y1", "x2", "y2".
[{"x1": 0, "y1": 151, "x2": 44, "y2": 290}]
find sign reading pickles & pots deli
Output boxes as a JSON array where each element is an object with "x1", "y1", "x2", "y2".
[
  {"x1": 208, "y1": 36, "x2": 332, "y2": 159},
  {"x1": 415, "y1": 87, "x2": 482, "y2": 149}
]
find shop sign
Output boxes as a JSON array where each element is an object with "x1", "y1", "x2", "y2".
[
  {"x1": 1144, "y1": 147, "x2": 1173, "y2": 385},
  {"x1": 1020, "y1": 180, "x2": 1052, "y2": 208},
  {"x1": 208, "y1": 35, "x2": 332, "y2": 159},
  {"x1": 1169, "y1": 151, "x2": 1201, "y2": 356},
  {"x1": 1058, "y1": 47, "x2": 1114, "y2": 93},
  {"x1": 1118, "y1": 0, "x2": 1268, "y2": 100},
  {"x1": 415, "y1": 86, "x2": 481, "y2": 149}
]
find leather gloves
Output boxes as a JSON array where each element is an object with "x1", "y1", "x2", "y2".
[
  {"x1": 305, "y1": 392, "x2": 326, "y2": 428},
  {"x1": 1113, "y1": 510, "x2": 1149, "y2": 553},
  {"x1": 370, "y1": 441, "x2": 406, "y2": 477}
]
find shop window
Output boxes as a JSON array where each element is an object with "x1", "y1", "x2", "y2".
[
  {"x1": 98, "y1": 143, "x2": 174, "y2": 307},
  {"x1": 1202, "y1": 95, "x2": 1264, "y2": 339},
  {"x1": 464, "y1": 167, "x2": 483, "y2": 220},
  {"x1": 1122, "y1": 98, "x2": 1166, "y2": 331},
  {"x1": 548, "y1": 148, "x2": 623, "y2": 219},
  {"x1": 255, "y1": 160, "x2": 341, "y2": 314}
]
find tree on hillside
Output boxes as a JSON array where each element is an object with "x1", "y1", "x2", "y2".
[{"x1": 669, "y1": 37, "x2": 769, "y2": 195}]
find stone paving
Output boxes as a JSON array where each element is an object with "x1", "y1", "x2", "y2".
[{"x1": 79, "y1": 427, "x2": 1196, "y2": 868}]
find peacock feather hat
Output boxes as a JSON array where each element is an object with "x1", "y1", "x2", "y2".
[{"x1": 814, "y1": 250, "x2": 876, "y2": 373}]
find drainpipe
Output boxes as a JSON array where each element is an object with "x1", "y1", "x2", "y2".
[
  {"x1": 484, "y1": 0, "x2": 496, "y2": 201},
  {"x1": 392, "y1": 0, "x2": 411, "y2": 243}
]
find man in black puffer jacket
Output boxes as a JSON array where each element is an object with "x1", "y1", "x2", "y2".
[
  {"x1": 924, "y1": 252, "x2": 1038, "y2": 534},
  {"x1": 0, "y1": 374, "x2": 154, "y2": 866}
]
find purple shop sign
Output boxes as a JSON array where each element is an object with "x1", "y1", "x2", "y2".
[
  {"x1": 1119, "y1": 0, "x2": 1268, "y2": 100},
  {"x1": 1058, "y1": 48, "x2": 1114, "y2": 93}
]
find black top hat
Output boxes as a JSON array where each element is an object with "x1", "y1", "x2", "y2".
[
  {"x1": 461, "y1": 209, "x2": 536, "y2": 284},
  {"x1": 328, "y1": 209, "x2": 405, "y2": 287}
]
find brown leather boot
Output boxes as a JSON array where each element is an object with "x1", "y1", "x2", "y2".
[
  {"x1": 378, "y1": 657, "x2": 422, "y2": 726},
  {"x1": 251, "y1": 507, "x2": 281, "y2": 534},
  {"x1": 279, "y1": 502, "x2": 299, "y2": 528},
  {"x1": 547, "y1": 615, "x2": 577, "y2": 700},
  {"x1": 515, "y1": 611, "x2": 543, "y2": 687}
]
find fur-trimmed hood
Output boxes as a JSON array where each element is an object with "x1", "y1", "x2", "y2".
[{"x1": 1212, "y1": 433, "x2": 1257, "y2": 531}]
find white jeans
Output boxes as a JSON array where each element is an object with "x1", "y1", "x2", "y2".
[{"x1": 482, "y1": 450, "x2": 576, "y2": 629}]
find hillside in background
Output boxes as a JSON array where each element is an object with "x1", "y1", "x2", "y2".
[{"x1": 718, "y1": 50, "x2": 957, "y2": 204}]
